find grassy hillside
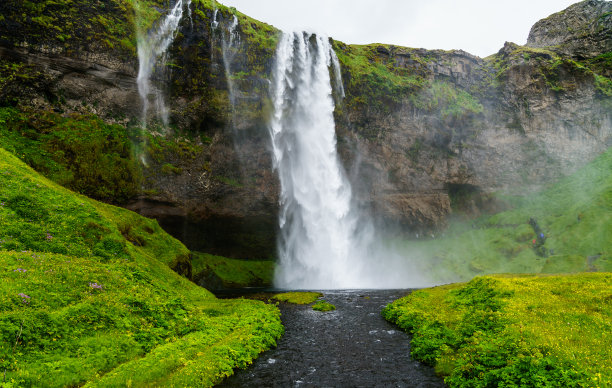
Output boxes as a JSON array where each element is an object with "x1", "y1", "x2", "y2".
[
  {"x1": 383, "y1": 273, "x2": 611, "y2": 387},
  {"x1": 0, "y1": 147, "x2": 282, "y2": 387},
  {"x1": 191, "y1": 252, "x2": 274, "y2": 290},
  {"x1": 403, "y1": 146, "x2": 612, "y2": 283}
]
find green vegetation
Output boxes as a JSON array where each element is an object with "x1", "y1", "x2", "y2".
[
  {"x1": 192, "y1": 252, "x2": 275, "y2": 288},
  {"x1": 0, "y1": 106, "x2": 141, "y2": 203},
  {"x1": 333, "y1": 43, "x2": 426, "y2": 111},
  {"x1": 271, "y1": 292, "x2": 323, "y2": 305},
  {"x1": 383, "y1": 273, "x2": 611, "y2": 387},
  {"x1": 404, "y1": 146, "x2": 612, "y2": 283},
  {"x1": 312, "y1": 300, "x2": 336, "y2": 312},
  {"x1": 0, "y1": 147, "x2": 283, "y2": 386}
]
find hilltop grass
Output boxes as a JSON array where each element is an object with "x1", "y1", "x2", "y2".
[
  {"x1": 271, "y1": 292, "x2": 323, "y2": 305},
  {"x1": 191, "y1": 252, "x2": 275, "y2": 289},
  {"x1": 383, "y1": 273, "x2": 611, "y2": 387},
  {"x1": 0, "y1": 147, "x2": 283, "y2": 387},
  {"x1": 405, "y1": 146, "x2": 612, "y2": 283}
]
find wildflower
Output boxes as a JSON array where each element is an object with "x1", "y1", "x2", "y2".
[
  {"x1": 46, "y1": 233, "x2": 53, "y2": 241},
  {"x1": 89, "y1": 282, "x2": 103, "y2": 290},
  {"x1": 18, "y1": 293, "x2": 30, "y2": 303},
  {"x1": 13, "y1": 268, "x2": 26, "y2": 272}
]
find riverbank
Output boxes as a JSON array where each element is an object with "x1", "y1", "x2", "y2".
[{"x1": 383, "y1": 273, "x2": 611, "y2": 387}]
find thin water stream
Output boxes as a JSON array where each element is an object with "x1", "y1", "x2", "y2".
[{"x1": 217, "y1": 290, "x2": 445, "y2": 387}]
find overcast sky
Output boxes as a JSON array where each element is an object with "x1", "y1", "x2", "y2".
[{"x1": 217, "y1": 0, "x2": 578, "y2": 57}]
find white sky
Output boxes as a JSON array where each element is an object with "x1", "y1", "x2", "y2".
[{"x1": 217, "y1": 0, "x2": 579, "y2": 57}]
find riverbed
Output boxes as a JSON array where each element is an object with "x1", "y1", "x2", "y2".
[{"x1": 217, "y1": 290, "x2": 445, "y2": 387}]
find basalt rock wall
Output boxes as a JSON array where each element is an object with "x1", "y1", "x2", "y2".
[{"x1": 0, "y1": 0, "x2": 610, "y2": 257}]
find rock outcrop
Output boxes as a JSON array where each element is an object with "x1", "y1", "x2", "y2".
[{"x1": 0, "y1": 0, "x2": 610, "y2": 258}]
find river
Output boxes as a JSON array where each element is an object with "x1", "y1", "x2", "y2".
[{"x1": 217, "y1": 290, "x2": 445, "y2": 387}]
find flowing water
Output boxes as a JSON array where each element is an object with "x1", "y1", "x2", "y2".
[
  {"x1": 217, "y1": 290, "x2": 445, "y2": 387},
  {"x1": 269, "y1": 32, "x2": 367, "y2": 289},
  {"x1": 269, "y1": 32, "x2": 430, "y2": 289},
  {"x1": 136, "y1": 0, "x2": 191, "y2": 128}
]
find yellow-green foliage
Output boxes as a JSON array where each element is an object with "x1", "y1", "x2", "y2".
[
  {"x1": 334, "y1": 43, "x2": 426, "y2": 110},
  {"x1": 311, "y1": 300, "x2": 336, "y2": 312},
  {"x1": 383, "y1": 273, "x2": 611, "y2": 387},
  {"x1": 191, "y1": 252, "x2": 275, "y2": 288},
  {"x1": 0, "y1": 107, "x2": 142, "y2": 202},
  {"x1": 272, "y1": 292, "x2": 323, "y2": 305},
  {"x1": 0, "y1": 147, "x2": 283, "y2": 387}
]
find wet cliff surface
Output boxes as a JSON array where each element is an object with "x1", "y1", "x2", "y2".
[
  {"x1": 0, "y1": 0, "x2": 610, "y2": 258},
  {"x1": 217, "y1": 290, "x2": 445, "y2": 388}
]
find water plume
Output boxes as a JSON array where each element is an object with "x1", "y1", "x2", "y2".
[{"x1": 269, "y1": 32, "x2": 429, "y2": 289}]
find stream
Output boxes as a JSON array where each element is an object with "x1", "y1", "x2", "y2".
[{"x1": 217, "y1": 290, "x2": 445, "y2": 387}]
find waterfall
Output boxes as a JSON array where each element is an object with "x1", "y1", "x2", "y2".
[
  {"x1": 269, "y1": 32, "x2": 428, "y2": 289},
  {"x1": 136, "y1": 0, "x2": 191, "y2": 129},
  {"x1": 269, "y1": 32, "x2": 364, "y2": 289},
  {"x1": 212, "y1": 11, "x2": 240, "y2": 108}
]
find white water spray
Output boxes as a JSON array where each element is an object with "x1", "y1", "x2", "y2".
[
  {"x1": 269, "y1": 32, "x2": 429, "y2": 289},
  {"x1": 136, "y1": 0, "x2": 191, "y2": 128},
  {"x1": 212, "y1": 11, "x2": 240, "y2": 108},
  {"x1": 269, "y1": 32, "x2": 363, "y2": 289}
]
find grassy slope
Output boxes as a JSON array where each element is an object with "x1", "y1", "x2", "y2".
[
  {"x1": 404, "y1": 145, "x2": 612, "y2": 283},
  {"x1": 191, "y1": 252, "x2": 274, "y2": 289},
  {"x1": 383, "y1": 273, "x2": 611, "y2": 387},
  {"x1": 0, "y1": 147, "x2": 282, "y2": 387}
]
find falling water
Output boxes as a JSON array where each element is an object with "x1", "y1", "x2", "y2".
[
  {"x1": 212, "y1": 12, "x2": 240, "y2": 107},
  {"x1": 269, "y1": 32, "x2": 362, "y2": 289},
  {"x1": 136, "y1": 0, "x2": 191, "y2": 128},
  {"x1": 269, "y1": 32, "x2": 429, "y2": 289}
]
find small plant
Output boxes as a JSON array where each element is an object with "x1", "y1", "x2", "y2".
[
  {"x1": 312, "y1": 300, "x2": 335, "y2": 312},
  {"x1": 271, "y1": 292, "x2": 322, "y2": 305}
]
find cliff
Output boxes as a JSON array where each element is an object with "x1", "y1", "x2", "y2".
[{"x1": 0, "y1": 0, "x2": 610, "y2": 258}]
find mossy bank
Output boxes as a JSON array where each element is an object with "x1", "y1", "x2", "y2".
[
  {"x1": 383, "y1": 273, "x2": 611, "y2": 387},
  {"x1": 0, "y1": 147, "x2": 283, "y2": 387}
]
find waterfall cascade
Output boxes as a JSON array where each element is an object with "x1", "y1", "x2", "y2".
[
  {"x1": 269, "y1": 32, "x2": 366, "y2": 289},
  {"x1": 212, "y1": 10, "x2": 240, "y2": 109},
  {"x1": 269, "y1": 32, "x2": 426, "y2": 289},
  {"x1": 136, "y1": 0, "x2": 191, "y2": 128}
]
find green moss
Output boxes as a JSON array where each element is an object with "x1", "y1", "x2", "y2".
[
  {"x1": 383, "y1": 273, "x2": 611, "y2": 386},
  {"x1": 160, "y1": 162, "x2": 182, "y2": 175},
  {"x1": 0, "y1": 107, "x2": 142, "y2": 203},
  {"x1": 271, "y1": 292, "x2": 323, "y2": 305},
  {"x1": 334, "y1": 42, "x2": 426, "y2": 112},
  {"x1": 312, "y1": 300, "x2": 336, "y2": 312},
  {"x1": 191, "y1": 252, "x2": 275, "y2": 288},
  {"x1": 0, "y1": 146, "x2": 283, "y2": 386}
]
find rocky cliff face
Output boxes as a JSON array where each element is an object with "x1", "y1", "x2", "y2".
[{"x1": 0, "y1": 0, "x2": 610, "y2": 258}]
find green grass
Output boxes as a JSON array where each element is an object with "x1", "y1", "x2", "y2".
[
  {"x1": 311, "y1": 300, "x2": 336, "y2": 312},
  {"x1": 404, "y1": 146, "x2": 612, "y2": 283},
  {"x1": 0, "y1": 106, "x2": 141, "y2": 203},
  {"x1": 271, "y1": 292, "x2": 323, "y2": 305},
  {"x1": 383, "y1": 273, "x2": 611, "y2": 387},
  {"x1": 0, "y1": 147, "x2": 283, "y2": 387},
  {"x1": 191, "y1": 252, "x2": 275, "y2": 288}
]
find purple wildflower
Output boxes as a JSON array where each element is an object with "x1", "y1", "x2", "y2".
[
  {"x1": 18, "y1": 293, "x2": 30, "y2": 304},
  {"x1": 89, "y1": 282, "x2": 103, "y2": 290},
  {"x1": 46, "y1": 233, "x2": 53, "y2": 241},
  {"x1": 13, "y1": 268, "x2": 26, "y2": 272}
]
